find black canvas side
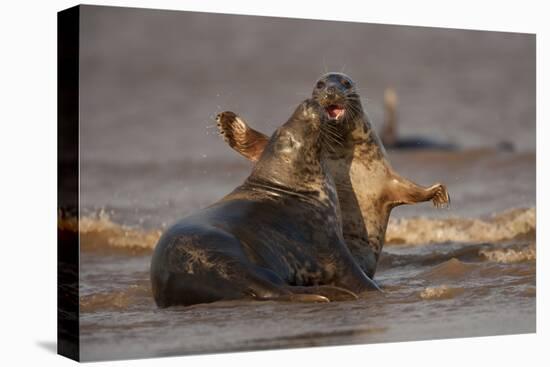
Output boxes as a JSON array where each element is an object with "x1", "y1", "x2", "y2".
[{"x1": 57, "y1": 5, "x2": 80, "y2": 362}]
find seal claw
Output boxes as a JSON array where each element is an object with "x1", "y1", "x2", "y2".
[
  {"x1": 289, "y1": 294, "x2": 330, "y2": 303},
  {"x1": 431, "y1": 183, "x2": 450, "y2": 209},
  {"x1": 287, "y1": 285, "x2": 359, "y2": 301},
  {"x1": 264, "y1": 293, "x2": 330, "y2": 303}
]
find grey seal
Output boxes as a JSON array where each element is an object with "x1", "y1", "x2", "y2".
[{"x1": 151, "y1": 99, "x2": 379, "y2": 307}]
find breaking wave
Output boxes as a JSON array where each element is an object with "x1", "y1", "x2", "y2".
[
  {"x1": 479, "y1": 244, "x2": 536, "y2": 264},
  {"x1": 59, "y1": 207, "x2": 535, "y2": 254},
  {"x1": 386, "y1": 207, "x2": 535, "y2": 245},
  {"x1": 59, "y1": 210, "x2": 162, "y2": 254}
]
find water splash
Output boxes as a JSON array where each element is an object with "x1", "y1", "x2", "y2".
[
  {"x1": 419, "y1": 285, "x2": 465, "y2": 300},
  {"x1": 59, "y1": 209, "x2": 161, "y2": 254},
  {"x1": 386, "y1": 207, "x2": 535, "y2": 245},
  {"x1": 479, "y1": 244, "x2": 535, "y2": 263}
]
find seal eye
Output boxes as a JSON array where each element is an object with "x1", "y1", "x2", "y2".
[
  {"x1": 341, "y1": 79, "x2": 352, "y2": 89},
  {"x1": 316, "y1": 81, "x2": 326, "y2": 89}
]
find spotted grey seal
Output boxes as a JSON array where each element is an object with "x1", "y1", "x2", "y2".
[
  {"x1": 217, "y1": 73, "x2": 450, "y2": 278},
  {"x1": 151, "y1": 98, "x2": 379, "y2": 307}
]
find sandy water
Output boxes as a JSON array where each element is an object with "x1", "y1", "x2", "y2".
[
  {"x1": 73, "y1": 6, "x2": 536, "y2": 361},
  {"x1": 73, "y1": 150, "x2": 536, "y2": 361}
]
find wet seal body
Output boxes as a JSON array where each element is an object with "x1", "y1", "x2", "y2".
[
  {"x1": 151, "y1": 99, "x2": 379, "y2": 307},
  {"x1": 217, "y1": 73, "x2": 450, "y2": 278}
]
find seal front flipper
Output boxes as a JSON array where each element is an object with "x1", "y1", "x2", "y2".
[
  {"x1": 387, "y1": 173, "x2": 450, "y2": 209},
  {"x1": 216, "y1": 111, "x2": 269, "y2": 162},
  {"x1": 331, "y1": 250, "x2": 383, "y2": 294},
  {"x1": 286, "y1": 285, "x2": 359, "y2": 301},
  {"x1": 265, "y1": 293, "x2": 330, "y2": 303}
]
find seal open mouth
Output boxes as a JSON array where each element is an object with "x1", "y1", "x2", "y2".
[{"x1": 325, "y1": 105, "x2": 345, "y2": 120}]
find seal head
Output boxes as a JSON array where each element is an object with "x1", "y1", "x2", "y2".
[
  {"x1": 251, "y1": 99, "x2": 325, "y2": 191},
  {"x1": 313, "y1": 72, "x2": 359, "y2": 123}
]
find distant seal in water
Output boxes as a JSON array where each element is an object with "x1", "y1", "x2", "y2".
[
  {"x1": 151, "y1": 99, "x2": 379, "y2": 307},
  {"x1": 380, "y1": 88, "x2": 457, "y2": 150},
  {"x1": 217, "y1": 72, "x2": 450, "y2": 278}
]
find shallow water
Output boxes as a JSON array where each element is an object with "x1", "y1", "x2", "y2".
[
  {"x1": 77, "y1": 219, "x2": 535, "y2": 361},
  {"x1": 73, "y1": 149, "x2": 536, "y2": 361},
  {"x1": 73, "y1": 6, "x2": 536, "y2": 361}
]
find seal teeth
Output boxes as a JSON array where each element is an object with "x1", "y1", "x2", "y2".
[{"x1": 325, "y1": 105, "x2": 345, "y2": 119}]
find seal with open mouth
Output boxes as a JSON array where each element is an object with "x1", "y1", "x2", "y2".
[
  {"x1": 151, "y1": 99, "x2": 379, "y2": 307},
  {"x1": 217, "y1": 73, "x2": 450, "y2": 278}
]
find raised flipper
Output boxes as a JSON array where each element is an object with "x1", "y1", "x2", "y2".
[
  {"x1": 388, "y1": 173, "x2": 450, "y2": 209},
  {"x1": 216, "y1": 111, "x2": 269, "y2": 162}
]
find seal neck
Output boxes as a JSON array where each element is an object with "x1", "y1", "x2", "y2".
[{"x1": 242, "y1": 176, "x2": 333, "y2": 207}]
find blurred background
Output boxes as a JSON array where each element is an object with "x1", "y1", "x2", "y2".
[{"x1": 79, "y1": 5, "x2": 535, "y2": 227}]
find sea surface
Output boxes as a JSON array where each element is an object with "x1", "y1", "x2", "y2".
[
  {"x1": 71, "y1": 6, "x2": 536, "y2": 361},
  {"x1": 71, "y1": 149, "x2": 536, "y2": 361}
]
